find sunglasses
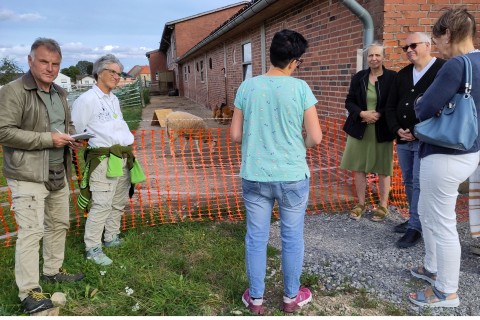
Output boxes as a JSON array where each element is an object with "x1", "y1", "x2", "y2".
[{"x1": 402, "y1": 42, "x2": 426, "y2": 52}]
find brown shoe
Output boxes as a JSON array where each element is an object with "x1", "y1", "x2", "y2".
[
  {"x1": 349, "y1": 204, "x2": 365, "y2": 220},
  {"x1": 371, "y1": 206, "x2": 389, "y2": 222}
]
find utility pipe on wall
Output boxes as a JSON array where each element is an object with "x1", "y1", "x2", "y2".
[{"x1": 340, "y1": 0, "x2": 374, "y2": 69}]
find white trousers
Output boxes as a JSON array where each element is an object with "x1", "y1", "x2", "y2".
[
  {"x1": 84, "y1": 158, "x2": 131, "y2": 250},
  {"x1": 419, "y1": 152, "x2": 479, "y2": 293},
  {"x1": 469, "y1": 164, "x2": 480, "y2": 238}
]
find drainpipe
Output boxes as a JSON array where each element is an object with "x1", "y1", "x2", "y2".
[{"x1": 340, "y1": 0, "x2": 374, "y2": 69}]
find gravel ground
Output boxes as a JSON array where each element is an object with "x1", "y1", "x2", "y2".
[{"x1": 269, "y1": 208, "x2": 480, "y2": 316}]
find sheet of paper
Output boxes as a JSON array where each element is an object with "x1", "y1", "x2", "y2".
[{"x1": 71, "y1": 132, "x2": 96, "y2": 140}]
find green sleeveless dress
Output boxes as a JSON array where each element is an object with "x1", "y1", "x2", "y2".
[{"x1": 340, "y1": 81, "x2": 393, "y2": 176}]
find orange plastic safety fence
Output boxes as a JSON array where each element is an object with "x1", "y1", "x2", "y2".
[{"x1": 0, "y1": 117, "x2": 470, "y2": 247}]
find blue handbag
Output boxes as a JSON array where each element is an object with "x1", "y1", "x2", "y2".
[{"x1": 414, "y1": 55, "x2": 478, "y2": 151}]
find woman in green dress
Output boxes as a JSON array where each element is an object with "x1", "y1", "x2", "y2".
[{"x1": 340, "y1": 42, "x2": 396, "y2": 221}]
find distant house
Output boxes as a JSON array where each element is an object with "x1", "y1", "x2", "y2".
[
  {"x1": 146, "y1": 1, "x2": 248, "y2": 94},
  {"x1": 117, "y1": 74, "x2": 137, "y2": 87},
  {"x1": 53, "y1": 72, "x2": 72, "y2": 92},
  {"x1": 127, "y1": 65, "x2": 151, "y2": 86},
  {"x1": 76, "y1": 75, "x2": 96, "y2": 88}
]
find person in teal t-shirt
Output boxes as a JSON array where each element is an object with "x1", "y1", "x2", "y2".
[{"x1": 231, "y1": 29, "x2": 323, "y2": 314}]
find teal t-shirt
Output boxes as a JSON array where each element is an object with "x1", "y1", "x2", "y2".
[{"x1": 234, "y1": 75, "x2": 318, "y2": 182}]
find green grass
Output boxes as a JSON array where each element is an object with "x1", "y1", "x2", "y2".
[
  {"x1": 0, "y1": 221, "x2": 249, "y2": 316},
  {"x1": 121, "y1": 103, "x2": 143, "y2": 131}
]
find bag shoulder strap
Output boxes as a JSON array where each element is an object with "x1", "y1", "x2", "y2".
[{"x1": 459, "y1": 55, "x2": 472, "y2": 93}]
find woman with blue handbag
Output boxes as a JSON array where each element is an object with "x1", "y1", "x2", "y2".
[{"x1": 409, "y1": 8, "x2": 480, "y2": 308}]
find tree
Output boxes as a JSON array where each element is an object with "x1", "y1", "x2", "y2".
[
  {"x1": 76, "y1": 60, "x2": 93, "y2": 75},
  {"x1": 61, "y1": 66, "x2": 81, "y2": 82},
  {"x1": 0, "y1": 57, "x2": 24, "y2": 85}
]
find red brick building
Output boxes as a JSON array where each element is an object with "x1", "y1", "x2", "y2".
[
  {"x1": 171, "y1": 0, "x2": 480, "y2": 114},
  {"x1": 147, "y1": 2, "x2": 249, "y2": 95},
  {"x1": 146, "y1": 49, "x2": 168, "y2": 94}
]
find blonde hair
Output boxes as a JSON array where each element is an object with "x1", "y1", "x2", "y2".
[{"x1": 432, "y1": 8, "x2": 476, "y2": 44}]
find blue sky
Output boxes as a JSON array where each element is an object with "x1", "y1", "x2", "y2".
[{"x1": 0, "y1": 0, "x2": 247, "y2": 73}]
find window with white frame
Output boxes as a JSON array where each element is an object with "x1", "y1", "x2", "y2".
[{"x1": 242, "y1": 42, "x2": 252, "y2": 80}]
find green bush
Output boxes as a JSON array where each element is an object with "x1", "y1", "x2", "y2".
[{"x1": 142, "y1": 88, "x2": 151, "y2": 105}]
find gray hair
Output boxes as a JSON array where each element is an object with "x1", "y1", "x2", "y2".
[
  {"x1": 92, "y1": 54, "x2": 124, "y2": 80},
  {"x1": 411, "y1": 32, "x2": 431, "y2": 45},
  {"x1": 365, "y1": 41, "x2": 385, "y2": 56},
  {"x1": 29, "y1": 37, "x2": 62, "y2": 59}
]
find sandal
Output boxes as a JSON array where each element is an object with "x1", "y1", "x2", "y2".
[
  {"x1": 410, "y1": 266, "x2": 437, "y2": 285},
  {"x1": 408, "y1": 286, "x2": 460, "y2": 308},
  {"x1": 371, "y1": 206, "x2": 389, "y2": 222},
  {"x1": 349, "y1": 204, "x2": 365, "y2": 220}
]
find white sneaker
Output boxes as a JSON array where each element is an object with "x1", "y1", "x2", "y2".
[
  {"x1": 104, "y1": 234, "x2": 123, "y2": 248},
  {"x1": 86, "y1": 245, "x2": 113, "y2": 265}
]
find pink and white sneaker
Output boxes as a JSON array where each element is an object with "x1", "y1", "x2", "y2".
[
  {"x1": 282, "y1": 287, "x2": 312, "y2": 313},
  {"x1": 242, "y1": 288, "x2": 265, "y2": 315}
]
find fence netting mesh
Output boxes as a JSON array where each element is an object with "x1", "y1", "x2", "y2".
[{"x1": 0, "y1": 115, "x2": 469, "y2": 247}]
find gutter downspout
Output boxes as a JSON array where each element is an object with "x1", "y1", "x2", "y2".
[{"x1": 340, "y1": 0, "x2": 374, "y2": 69}]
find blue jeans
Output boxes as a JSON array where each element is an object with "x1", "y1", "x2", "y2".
[
  {"x1": 396, "y1": 141, "x2": 421, "y2": 232},
  {"x1": 242, "y1": 178, "x2": 309, "y2": 299}
]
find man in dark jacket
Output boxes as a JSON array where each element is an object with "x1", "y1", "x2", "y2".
[
  {"x1": 0, "y1": 38, "x2": 84, "y2": 314},
  {"x1": 385, "y1": 32, "x2": 445, "y2": 248}
]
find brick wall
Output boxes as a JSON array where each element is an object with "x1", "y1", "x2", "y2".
[
  {"x1": 175, "y1": 5, "x2": 247, "y2": 58},
  {"x1": 147, "y1": 51, "x2": 167, "y2": 81},
  {"x1": 180, "y1": 0, "x2": 366, "y2": 116},
  {"x1": 383, "y1": 0, "x2": 480, "y2": 71},
  {"x1": 179, "y1": 0, "x2": 480, "y2": 116}
]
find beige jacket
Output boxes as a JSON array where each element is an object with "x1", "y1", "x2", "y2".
[{"x1": 0, "y1": 71, "x2": 75, "y2": 182}]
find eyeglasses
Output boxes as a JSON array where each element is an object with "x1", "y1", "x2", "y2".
[
  {"x1": 295, "y1": 59, "x2": 303, "y2": 69},
  {"x1": 103, "y1": 68, "x2": 122, "y2": 78},
  {"x1": 402, "y1": 42, "x2": 426, "y2": 52}
]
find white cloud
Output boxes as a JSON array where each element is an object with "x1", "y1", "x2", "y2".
[
  {"x1": 102, "y1": 45, "x2": 119, "y2": 51},
  {"x1": 0, "y1": 9, "x2": 45, "y2": 21},
  {"x1": 0, "y1": 41, "x2": 153, "y2": 71},
  {"x1": 0, "y1": 44, "x2": 29, "y2": 62}
]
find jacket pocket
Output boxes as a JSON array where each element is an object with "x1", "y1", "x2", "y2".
[{"x1": 11, "y1": 149, "x2": 26, "y2": 167}]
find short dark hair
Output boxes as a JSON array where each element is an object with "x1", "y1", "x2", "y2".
[
  {"x1": 432, "y1": 7, "x2": 476, "y2": 44},
  {"x1": 269, "y1": 29, "x2": 308, "y2": 69},
  {"x1": 30, "y1": 37, "x2": 62, "y2": 59}
]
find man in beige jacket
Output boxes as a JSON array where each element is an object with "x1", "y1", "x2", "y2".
[{"x1": 0, "y1": 38, "x2": 84, "y2": 314}]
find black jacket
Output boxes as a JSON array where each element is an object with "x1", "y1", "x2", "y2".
[
  {"x1": 343, "y1": 66, "x2": 397, "y2": 142},
  {"x1": 385, "y1": 58, "x2": 446, "y2": 144}
]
